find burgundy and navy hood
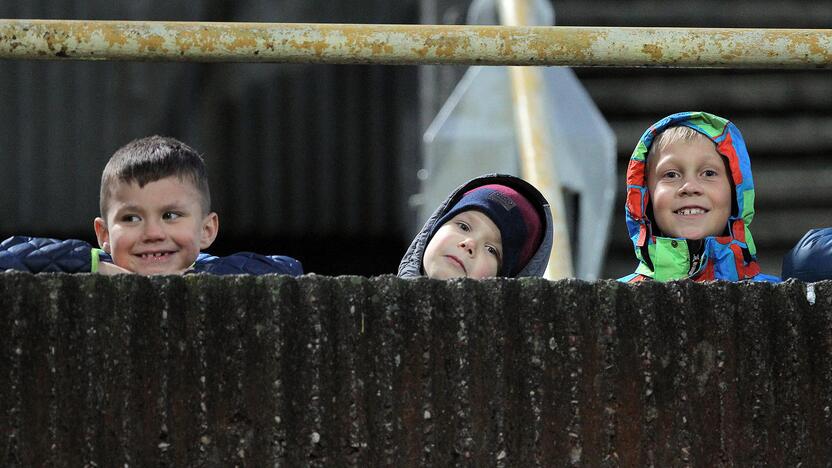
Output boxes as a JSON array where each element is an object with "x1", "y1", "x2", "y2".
[{"x1": 398, "y1": 174, "x2": 553, "y2": 278}]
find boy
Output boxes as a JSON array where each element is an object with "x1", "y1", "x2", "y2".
[
  {"x1": 619, "y1": 111, "x2": 778, "y2": 282},
  {"x1": 398, "y1": 174, "x2": 552, "y2": 279},
  {"x1": 0, "y1": 136, "x2": 302, "y2": 276}
]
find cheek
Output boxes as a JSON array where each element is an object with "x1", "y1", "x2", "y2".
[
  {"x1": 650, "y1": 185, "x2": 673, "y2": 209},
  {"x1": 472, "y1": 256, "x2": 499, "y2": 278},
  {"x1": 716, "y1": 185, "x2": 733, "y2": 213},
  {"x1": 107, "y1": 229, "x2": 130, "y2": 251}
]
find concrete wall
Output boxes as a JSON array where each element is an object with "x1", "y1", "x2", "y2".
[{"x1": 2, "y1": 273, "x2": 831, "y2": 465}]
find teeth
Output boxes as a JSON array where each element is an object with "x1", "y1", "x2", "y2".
[
  {"x1": 676, "y1": 208, "x2": 706, "y2": 215},
  {"x1": 141, "y1": 252, "x2": 168, "y2": 258}
]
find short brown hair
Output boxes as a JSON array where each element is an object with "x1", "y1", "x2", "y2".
[{"x1": 99, "y1": 136, "x2": 211, "y2": 217}]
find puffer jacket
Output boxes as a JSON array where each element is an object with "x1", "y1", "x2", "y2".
[
  {"x1": 782, "y1": 228, "x2": 832, "y2": 282},
  {"x1": 0, "y1": 236, "x2": 302, "y2": 275},
  {"x1": 398, "y1": 174, "x2": 553, "y2": 278},
  {"x1": 618, "y1": 112, "x2": 778, "y2": 283}
]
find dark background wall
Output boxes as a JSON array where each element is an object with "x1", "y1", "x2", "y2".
[{"x1": 1, "y1": 0, "x2": 830, "y2": 277}]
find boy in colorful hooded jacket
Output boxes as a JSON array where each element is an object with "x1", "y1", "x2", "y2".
[
  {"x1": 398, "y1": 174, "x2": 553, "y2": 279},
  {"x1": 619, "y1": 111, "x2": 779, "y2": 283}
]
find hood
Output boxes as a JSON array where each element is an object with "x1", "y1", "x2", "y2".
[
  {"x1": 398, "y1": 174, "x2": 554, "y2": 278},
  {"x1": 624, "y1": 111, "x2": 761, "y2": 281}
]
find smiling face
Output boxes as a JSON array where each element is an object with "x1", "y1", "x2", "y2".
[
  {"x1": 647, "y1": 134, "x2": 733, "y2": 240},
  {"x1": 423, "y1": 210, "x2": 503, "y2": 279},
  {"x1": 94, "y1": 176, "x2": 218, "y2": 275}
]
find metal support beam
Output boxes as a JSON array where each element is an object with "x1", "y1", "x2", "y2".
[
  {"x1": 499, "y1": 0, "x2": 574, "y2": 279},
  {"x1": 0, "y1": 20, "x2": 829, "y2": 67}
]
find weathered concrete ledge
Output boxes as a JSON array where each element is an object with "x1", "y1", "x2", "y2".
[{"x1": 1, "y1": 273, "x2": 830, "y2": 466}]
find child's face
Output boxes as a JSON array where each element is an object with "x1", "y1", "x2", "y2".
[
  {"x1": 423, "y1": 210, "x2": 502, "y2": 279},
  {"x1": 647, "y1": 136, "x2": 732, "y2": 239},
  {"x1": 94, "y1": 176, "x2": 218, "y2": 275}
]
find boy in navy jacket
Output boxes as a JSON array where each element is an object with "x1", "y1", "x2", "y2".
[{"x1": 1, "y1": 136, "x2": 301, "y2": 276}]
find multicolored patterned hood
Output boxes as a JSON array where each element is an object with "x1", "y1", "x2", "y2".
[{"x1": 621, "y1": 111, "x2": 773, "y2": 282}]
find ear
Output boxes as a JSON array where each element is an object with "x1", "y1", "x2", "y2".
[
  {"x1": 199, "y1": 212, "x2": 219, "y2": 249},
  {"x1": 93, "y1": 217, "x2": 111, "y2": 253}
]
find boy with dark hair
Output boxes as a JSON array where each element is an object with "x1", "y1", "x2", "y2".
[
  {"x1": 1, "y1": 136, "x2": 301, "y2": 276},
  {"x1": 619, "y1": 111, "x2": 778, "y2": 282},
  {"x1": 398, "y1": 174, "x2": 553, "y2": 279}
]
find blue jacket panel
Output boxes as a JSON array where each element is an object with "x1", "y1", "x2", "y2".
[
  {"x1": 0, "y1": 236, "x2": 302, "y2": 276},
  {"x1": 194, "y1": 252, "x2": 302, "y2": 276},
  {"x1": 782, "y1": 228, "x2": 832, "y2": 282}
]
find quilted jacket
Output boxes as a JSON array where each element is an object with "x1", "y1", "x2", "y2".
[
  {"x1": 782, "y1": 228, "x2": 832, "y2": 282},
  {"x1": 0, "y1": 236, "x2": 302, "y2": 276}
]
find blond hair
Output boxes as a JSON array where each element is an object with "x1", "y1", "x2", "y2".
[{"x1": 647, "y1": 126, "x2": 714, "y2": 162}]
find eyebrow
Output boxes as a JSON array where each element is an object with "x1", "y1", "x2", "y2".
[{"x1": 115, "y1": 202, "x2": 186, "y2": 214}]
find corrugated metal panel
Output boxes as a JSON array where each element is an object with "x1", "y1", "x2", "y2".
[
  {"x1": 3, "y1": 274, "x2": 832, "y2": 464},
  {"x1": 0, "y1": 0, "x2": 419, "y2": 240}
]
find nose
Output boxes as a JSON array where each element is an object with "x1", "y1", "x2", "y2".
[
  {"x1": 678, "y1": 176, "x2": 703, "y2": 196},
  {"x1": 141, "y1": 218, "x2": 166, "y2": 241},
  {"x1": 458, "y1": 238, "x2": 476, "y2": 257}
]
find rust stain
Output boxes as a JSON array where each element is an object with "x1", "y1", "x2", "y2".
[
  {"x1": 229, "y1": 35, "x2": 257, "y2": 51},
  {"x1": 175, "y1": 27, "x2": 220, "y2": 53},
  {"x1": 412, "y1": 45, "x2": 428, "y2": 58},
  {"x1": 100, "y1": 26, "x2": 128, "y2": 48},
  {"x1": 136, "y1": 34, "x2": 164, "y2": 53},
  {"x1": 369, "y1": 41, "x2": 393, "y2": 55},
  {"x1": 642, "y1": 43, "x2": 664, "y2": 61},
  {"x1": 499, "y1": 30, "x2": 514, "y2": 57},
  {"x1": 337, "y1": 26, "x2": 395, "y2": 58},
  {"x1": 287, "y1": 39, "x2": 329, "y2": 57},
  {"x1": 559, "y1": 28, "x2": 600, "y2": 62}
]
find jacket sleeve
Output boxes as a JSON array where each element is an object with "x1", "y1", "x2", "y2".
[
  {"x1": 191, "y1": 252, "x2": 303, "y2": 276},
  {"x1": 0, "y1": 236, "x2": 97, "y2": 273}
]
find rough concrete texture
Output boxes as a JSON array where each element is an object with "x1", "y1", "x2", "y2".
[{"x1": 1, "y1": 273, "x2": 831, "y2": 466}]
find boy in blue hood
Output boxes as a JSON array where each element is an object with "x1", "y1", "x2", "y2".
[
  {"x1": 398, "y1": 174, "x2": 553, "y2": 279},
  {"x1": 619, "y1": 111, "x2": 778, "y2": 283}
]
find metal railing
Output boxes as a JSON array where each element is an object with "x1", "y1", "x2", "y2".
[{"x1": 1, "y1": 20, "x2": 830, "y2": 68}]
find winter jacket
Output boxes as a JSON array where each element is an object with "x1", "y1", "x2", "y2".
[
  {"x1": 782, "y1": 228, "x2": 832, "y2": 282},
  {"x1": 618, "y1": 112, "x2": 779, "y2": 283},
  {"x1": 0, "y1": 236, "x2": 302, "y2": 275},
  {"x1": 398, "y1": 174, "x2": 554, "y2": 278}
]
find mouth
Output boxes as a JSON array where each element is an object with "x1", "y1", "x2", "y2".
[
  {"x1": 674, "y1": 207, "x2": 708, "y2": 216},
  {"x1": 445, "y1": 255, "x2": 467, "y2": 275},
  {"x1": 134, "y1": 251, "x2": 177, "y2": 261}
]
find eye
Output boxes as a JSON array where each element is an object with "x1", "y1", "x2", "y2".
[
  {"x1": 456, "y1": 221, "x2": 470, "y2": 232},
  {"x1": 662, "y1": 170, "x2": 681, "y2": 179},
  {"x1": 486, "y1": 245, "x2": 499, "y2": 256},
  {"x1": 163, "y1": 211, "x2": 182, "y2": 220},
  {"x1": 121, "y1": 214, "x2": 141, "y2": 223},
  {"x1": 702, "y1": 169, "x2": 719, "y2": 177}
]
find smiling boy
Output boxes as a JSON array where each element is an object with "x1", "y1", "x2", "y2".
[
  {"x1": 94, "y1": 137, "x2": 219, "y2": 275},
  {"x1": 398, "y1": 174, "x2": 553, "y2": 279},
  {"x1": 1, "y1": 136, "x2": 301, "y2": 276},
  {"x1": 619, "y1": 111, "x2": 778, "y2": 282}
]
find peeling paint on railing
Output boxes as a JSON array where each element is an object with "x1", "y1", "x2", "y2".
[
  {"x1": 0, "y1": 20, "x2": 830, "y2": 68},
  {"x1": 1, "y1": 273, "x2": 831, "y2": 465}
]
